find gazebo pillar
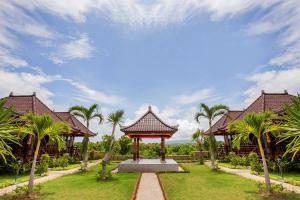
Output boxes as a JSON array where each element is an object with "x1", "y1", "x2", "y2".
[
  {"x1": 133, "y1": 138, "x2": 137, "y2": 161},
  {"x1": 161, "y1": 137, "x2": 165, "y2": 161},
  {"x1": 224, "y1": 135, "x2": 229, "y2": 154},
  {"x1": 137, "y1": 137, "x2": 140, "y2": 160}
]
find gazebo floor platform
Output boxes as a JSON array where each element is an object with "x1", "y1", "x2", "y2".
[{"x1": 118, "y1": 159, "x2": 179, "y2": 172}]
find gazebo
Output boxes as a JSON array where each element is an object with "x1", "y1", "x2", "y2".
[{"x1": 118, "y1": 106, "x2": 179, "y2": 172}]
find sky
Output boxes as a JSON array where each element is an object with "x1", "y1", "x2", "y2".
[{"x1": 1, "y1": 1, "x2": 300, "y2": 142}]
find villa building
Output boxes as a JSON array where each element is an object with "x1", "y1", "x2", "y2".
[
  {"x1": 206, "y1": 90, "x2": 294, "y2": 159},
  {"x1": 2, "y1": 92, "x2": 95, "y2": 160}
]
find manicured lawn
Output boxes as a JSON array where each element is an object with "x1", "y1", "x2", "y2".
[
  {"x1": 268, "y1": 172, "x2": 300, "y2": 187},
  {"x1": 50, "y1": 163, "x2": 81, "y2": 171},
  {"x1": 160, "y1": 164, "x2": 300, "y2": 200},
  {"x1": 218, "y1": 162, "x2": 300, "y2": 186},
  {"x1": 3, "y1": 163, "x2": 138, "y2": 200},
  {"x1": 0, "y1": 174, "x2": 30, "y2": 188},
  {"x1": 218, "y1": 162, "x2": 247, "y2": 169}
]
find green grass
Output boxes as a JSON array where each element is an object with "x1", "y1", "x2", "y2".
[
  {"x1": 160, "y1": 164, "x2": 300, "y2": 200},
  {"x1": 267, "y1": 172, "x2": 300, "y2": 187},
  {"x1": 218, "y1": 162, "x2": 300, "y2": 186},
  {"x1": 50, "y1": 163, "x2": 81, "y2": 171},
  {"x1": 0, "y1": 174, "x2": 30, "y2": 188},
  {"x1": 218, "y1": 162, "x2": 248, "y2": 169},
  {"x1": 3, "y1": 163, "x2": 138, "y2": 200}
]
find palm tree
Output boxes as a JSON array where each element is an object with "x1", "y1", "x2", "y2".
[
  {"x1": 20, "y1": 113, "x2": 70, "y2": 195},
  {"x1": 100, "y1": 110, "x2": 124, "y2": 180},
  {"x1": 279, "y1": 95, "x2": 300, "y2": 159},
  {"x1": 192, "y1": 129, "x2": 205, "y2": 164},
  {"x1": 0, "y1": 99, "x2": 20, "y2": 162},
  {"x1": 69, "y1": 104, "x2": 103, "y2": 170},
  {"x1": 195, "y1": 103, "x2": 228, "y2": 170},
  {"x1": 228, "y1": 112, "x2": 279, "y2": 194}
]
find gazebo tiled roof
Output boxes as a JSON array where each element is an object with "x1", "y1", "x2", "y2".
[
  {"x1": 121, "y1": 106, "x2": 178, "y2": 138},
  {"x1": 2, "y1": 92, "x2": 95, "y2": 137},
  {"x1": 207, "y1": 91, "x2": 294, "y2": 136}
]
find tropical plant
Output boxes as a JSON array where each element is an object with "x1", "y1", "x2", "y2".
[
  {"x1": 118, "y1": 135, "x2": 132, "y2": 155},
  {"x1": 228, "y1": 112, "x2": 279, "y2": 194},
  {"x1": 0, "y1": 99, "x2": 20, "y2": 162},
  {"x1": 100, "y1": 110, "x2": 124, "y2": 180},
  {"x1": 195, "y1": 103, "x2": 228, "y2": 170},
  {"x1": 69, "y1": 104, "x2": 103, "y2": 170},
  {"x1": 279, "y1": 95, "x2": 300, "y2": 159},
  {"x1": 20, "y1": 113, "x2": 70, "y2": 195},
  {"x1": 192, "y1": 129, "x2": 205, "y2": 164}
]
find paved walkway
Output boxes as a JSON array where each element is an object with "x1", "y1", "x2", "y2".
[
  {"x1": 0, "y1": 161, "x2": 100, "y2": 196},
  {"x1": 217, "y1": 164, "x2": 300, "y2": 194},
  {"x1": 136, "y1": 173, "x2": 165, "y2": 200}
]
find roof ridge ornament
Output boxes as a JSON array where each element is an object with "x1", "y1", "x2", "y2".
[{"x1": 148, "y1": 105, "x2": 152, "y2": 111}]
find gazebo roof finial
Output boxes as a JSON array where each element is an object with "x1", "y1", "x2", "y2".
[{"x1": 148, "y1": 105, "x2": 152, "y2": 111}]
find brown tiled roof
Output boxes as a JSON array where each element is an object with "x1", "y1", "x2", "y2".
[
  {"x1": 208, "y1": 91, "x2": 294, "y2": 135},
  {"x1": 56, "y1": 112, "x2": 96, "y2": 136},
  {"x1": 2, "y1": 93, "x2": 95, "y2": 137},
  {"x1": 205, "y1": 111, "x2": 242, "y2": 135},
  {"x1": 121, "y1": 106, "x2": 178, "y2": 136},
  {"x1": 236, "y1": 91, "x2": 294, "y2": 120},
  {"x1": 3, "y1": 93, "x2": 61, "y2": 122}
]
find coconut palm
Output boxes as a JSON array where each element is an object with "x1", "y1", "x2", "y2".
[
  {"x1": 228, "y1": 112, "x2": 279, "y2": 194},
  {"x1": 20, "y1": 113, "x2": 70, "y2": 195},
  {"x1": 100, "y1": 110, "x2": 124, "y2": 180},
  {"x1": 69, "y1": 104, "x2": 103, "y2": 170},
  {"x1": 192, "y1": 129, "x2": 205, "y2": 164},
  {"x1": 0, "y1": 99, "x2": 20, "y2": 162},
  {"x1": 195, "y1": 103, "x2": 228, "y2": 170},
  {"x1": 279, "y1": 95, "x2": 300, "y2": 159}
]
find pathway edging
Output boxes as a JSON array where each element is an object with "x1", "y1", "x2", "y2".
[{"x1": 135, "y1": 173, "x2": 165, "y2": 200}]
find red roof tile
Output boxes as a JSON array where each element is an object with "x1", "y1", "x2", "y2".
[{"x1": 121, "y1": 106, "x2": 178, "y2": 136}]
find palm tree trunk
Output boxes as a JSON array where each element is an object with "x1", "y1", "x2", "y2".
[
  {"x1": 209, "y1": 120, "x2": 217, "y2": 170},
  {"x1": 82, "y1": 122, "x2": 90, "y2": 171},
  {"x1": 101, "y1": 123, "x2": 116, "y2": 180},
  {"x1": 257, "y1": 138, "x2": 271, "y2": 194},
  {"x1": 82, "y1": 136, "x2": 89, "y2": 170},
  {"x1": 28, "y1": 139, "x2": 41, "y2": 195}
]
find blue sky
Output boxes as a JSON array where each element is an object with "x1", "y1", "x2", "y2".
[{"x1": 1, "y1": 1, "x2": 300, "y2": 141}]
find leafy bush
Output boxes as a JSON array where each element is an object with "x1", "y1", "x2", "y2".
[
  {"x1": 36, "y1": 154, "x2": 50, "y2": 175},
  {"x1": 58, "y1": 154, "x2": 69, "y2": 169},
  {"x1": 68, "y1": 156, "x2": 81, "y2": 164},
  {"x1": 228, "y1": 152, "x2": 239, "y2": 168},
  {"x1": 248, "y1": 152, "x2": 263, "y2": 174}
]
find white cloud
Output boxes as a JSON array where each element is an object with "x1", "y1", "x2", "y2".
[
  {"x1": 0, "y1": 48, "x2": 28, "y2": 68},
  {"x1": 66, "y1": 80, "x2": 125, "y2": 106},
  {"x1": 49, "y1": 33, "x2": 94, "y2": 64},
  {"x1": 244, "y1": 68, "x2": 300, "y2": 104},
  {"x1": 0, "y1": 69, "x2": 57, "y2": 106},
  {"x1": 174, "y1": 89, "x2": 214, "y2": 105}
]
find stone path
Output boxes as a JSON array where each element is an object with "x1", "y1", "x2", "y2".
[
  {"x1": 0, "y1": 161, "x2": 100, "y2": 196},
  {"x1": 136, "y1": 173, "x2": 165, "y2": 200},
  {"x1": 218, "y1": 165, "x2": 300, "y2": 194}
]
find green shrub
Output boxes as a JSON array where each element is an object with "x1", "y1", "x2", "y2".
[
  {"x1": 58, "y1": 154, "x2": 69, "y2": 169},
  {"x1": 228, "y1": 152, "x2": 239, "y2": 168},
  {"x1": 248, "y1": 152, "x2": 263, "y2": 174},
  {"x1": 68, "y1": 156, "x2": 81, "y2": 164},
  {"x1": 36, "y1": 154, "x2": 50, "y2": 175}
]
